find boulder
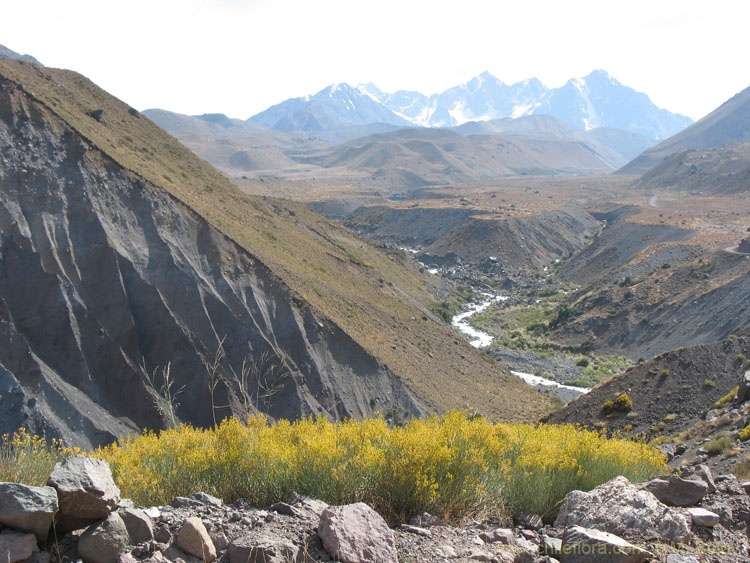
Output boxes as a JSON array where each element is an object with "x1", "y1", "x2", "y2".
[
  {"x1": 640, "y1": 475, "x2": 708, "y2": 507},
  {"x1": 0, "y1": 483, "x2": 58, "y2": 541},
  {"x1": 479, "y1": 528, "x2": 515, "y2": 545},
  {"x1": 47, "y1": 455, "x2": 121, "y2": 532},
  {"x1": 318, "y1": 503, "x2": 397, "y2": 563},
  {"x1": 287, "y1": 492, "x2": 328, "y2": 516},
  {"x1": 77, "y1": 512, "x2": 130, "y2": 563},
  {"x1": 228, "y1": 533, "x2": 299, "y2": 563},
  {"x1": 560, "y1": 526, "x2": 652, "y2": 563},
  {"x1": 681, "y1": 464, "x2": 716, "y2": 493},
  {"x1": 555, "y1": 476, "x2": 690, "y2": 543},
  {"x1": 176, "y1": 517, "x2": 216, "y2": 563},
  {"x1": 686, "y1": 507, "x2": 720, "y2": 527},
  {"x1": 118, "y1": 508, "x2": 154, "y2": 544},
  {"x1": 0, "y1": 530, "x2": 38, "y2": 563},
  {"x1": 187, "y1": 493, "x2": 222, "y2": 507}
]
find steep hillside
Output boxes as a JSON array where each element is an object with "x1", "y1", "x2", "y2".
[
  {"x1": 620, "y1": 84, "x2": 750, "y2": 174},
  {"x1": 552, "y1": 240, "x2": 750, "y2": 359},
  {"x1": 545, "y1": 336, "x2": 750, "y2": 440},
  {"x1": 419, "y1": 208, "x2": 601, "y2": 271},
  {"x1": 635, "y1": 141, "x2": 750, "y2": 194},
  {"x1": 0, "y1": 59, "x2": 553, "y2": 446}
]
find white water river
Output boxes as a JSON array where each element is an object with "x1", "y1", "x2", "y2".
[{"x1": 451, "y1": 295, "x2": 591, "y2": 395}]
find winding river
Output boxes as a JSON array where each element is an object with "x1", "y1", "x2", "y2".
[{"x1": 451, "y1": 296, "x2": 590, "y2": 397}]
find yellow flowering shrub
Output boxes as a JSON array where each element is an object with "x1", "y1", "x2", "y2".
[
  {"x1": 0, "y1": 428, "x2": 79, "y2": 485},
  {"x1": 91, "y1": 412, "x2": 666, "y2": 521}
]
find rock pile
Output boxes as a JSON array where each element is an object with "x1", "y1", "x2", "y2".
[{"x1": 2, "y1": 455, "x2": 750, "y2": 562}]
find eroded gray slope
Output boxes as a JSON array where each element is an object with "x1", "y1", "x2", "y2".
[{"x1": 0, "y1": 76, "x2": 423, "y2": 448}]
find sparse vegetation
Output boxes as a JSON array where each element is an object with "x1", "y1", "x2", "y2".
[{"x1": 704, "y1": 431, "x2": 733, "y2": 455}]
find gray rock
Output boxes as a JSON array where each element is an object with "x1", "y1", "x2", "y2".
[
  {"x1": 77, "y1": 512, "x2": 130, "y2": 563},
  {"x1": 187, "y1": 493, "x2": 222, "y2": 507},
  {"x1": 665, "y1": 556, "x2": 699, "y2": 563},
  {"x1": 555, "y1": 476, "x2": 691, "y2": 543},
  {"x1": 560, "y1": 526, "x2": 652, "y2": 563},
  {"x1": 266, "y1": 502, "x2": 304, "y2": 518},
  {"x1": 512, "y1": 513, "x2": 543, "y2": 530},
  {"x1": 640, "y1": 474, "x2": 708, "y2": 507},
  {"x1": 408, "y1": 512, "x2": 443, "y2": 527},
  {"x1": 47, "y1": 455, "x2": 121, "y2": 532},
  {"x1": 287, "y1": 492, "x2": 328, "y2": 516},
  {"x1": 658, "y1": 444, "x2": 676, "y2": 461},
  {"x1": 117, "y1": 499, "x2": 135, "y2": 510},
  {"x1": 0, "y1": 530, "x2": 38, "y2": 563},
  {"x1": 681, "y1": 464, "x2": 716, "y2": 493},
  {"x1": 171, "y1": 497, "x2": 204, "y2": 510},
  {"x1": 228, "y1": 533, "x2": 299, "y2": 563},
  {"x1": 318, "y1": 503, "x2": 397, "y2": 563},
  {"x1": 400, "y1": 524, "x2": 431, "y2": 537},
  {"x1": 686, "y1": 507, "x2": 720, "y2": 527},
  {"x1": 118, "y1": 507, "x2": 154, "y2": 544},
  {"x1": 705, "y1": 503, "x2": 733, "y2": 527},
  {"x1": 0, "y1": 482, "x2": 58, "y2": 541},
  {"x1": 479, "y1": 528, "x2": 515, "y2": 545},
  {"x1": 176, "y1": 517, "x2": 216, "y2": 563}
]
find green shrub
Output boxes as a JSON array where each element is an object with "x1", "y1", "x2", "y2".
[
  {"x1": 739, "y1": 426, "x2": 750, "y2": 442},
  {"x1": 576, "y1": 357, "x2": 590, "y2": 368},
  {"x1": 705, "y1": 432, "x2": 733, "y2": 455},
  {"x1": 703, "y1": 379, "x2": 716, "y2": 388},
  {"x1": 602, "y1": 393, "x2": 633, "y2": 414}
]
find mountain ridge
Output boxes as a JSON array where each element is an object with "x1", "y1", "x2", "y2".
[
  {"x1": 250, "y1": 70, "x2": 692, "y2": 141},
  {"x1": 619, "y1": 84, "x2": 750, "y2": 174}
]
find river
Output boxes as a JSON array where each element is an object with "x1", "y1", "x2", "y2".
[{"x1": 451, "y1": 295, "x2": 590, "y2": 398}]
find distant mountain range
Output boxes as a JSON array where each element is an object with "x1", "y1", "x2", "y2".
[
  {"x1": 620, "y1": 84, "x2": 750, "y2": 174},
  {"x1": 146, "y1": 108, "x2": 655, "y2": 180},
  {"x1": 0, "y1": 44, "x2": 42, "y2": 65},
  {"x1": 250, "y1": 71, "x2": 692, "y2": 141}
]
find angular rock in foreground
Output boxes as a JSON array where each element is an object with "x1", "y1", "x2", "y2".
[
  {"x1": 0, "y1": 483, "x2": 58, "y2": 541},
  {"x1": 318, "y1": 502, "x2": 397, "y2": 563},
  {"x1": 176, "y1": 517, "x2": 216, "y2": 563},
  {"x1": 561, "y1": 526, "x2": 652, "y2": 563},
  {"x1": 554, "y1": 476, "x2": 690, "y2": 543},
  {"x1": 640, "y1": 474, "x2": 709, "y2": 507},
  {"x1": 47, "y1": 456, "x2": 121, "y2": 532},
  {"x1": 118, "y1": 508, "x2": 154, "y2": 544},
  {"x1": 77, "y1": 512, "x2": 129, "y2": 563}
]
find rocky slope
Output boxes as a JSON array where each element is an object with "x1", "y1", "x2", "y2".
[
  {"x1": 0, "y1": 59, "x2": 552, "y2": 447},
  {"x1": 620, "y1": 83, "x2": 750, "y2": 174},
  {"x1": 546, "y1": 336, "x2": 750, "y2": 439},
  {"x1": 635, "y1": 141, "x2": 750, "y2": 194}
]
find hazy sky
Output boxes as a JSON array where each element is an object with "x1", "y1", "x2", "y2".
[{"x1": 1, "y1": 0, "x2": 747, "y2": 121}]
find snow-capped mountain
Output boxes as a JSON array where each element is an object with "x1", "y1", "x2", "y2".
[
  {"x1": 249, "y1": 71, "x2": 692, "y2": 141},
  {"x1": 249, "y1": 83, "x2": 411, "y2": 132}
]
